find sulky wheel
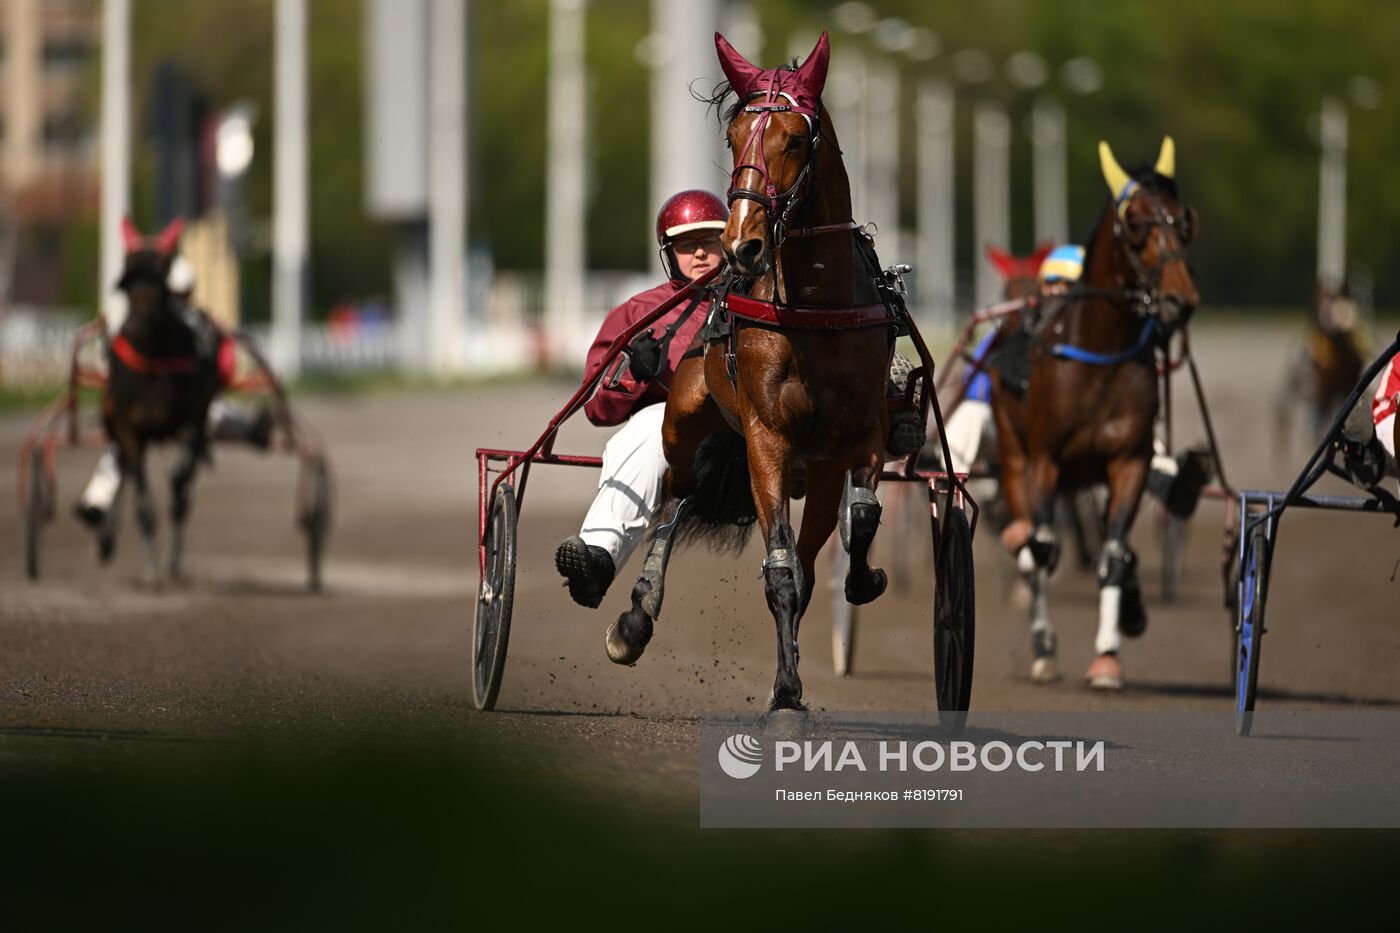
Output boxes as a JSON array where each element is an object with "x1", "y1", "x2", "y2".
[
  {"x1": 300, "y1": 456, "x2": 331, "y2": 592},
  {"x1": 24, "y1": 447, "x2": 48, "y2": 580},
  {"x1": 830, "y1": 543, "x2": 856, "y2": 676},
  {"x1": 472, "y1": 483, "x2": 517, "y2": 711},
  {"x1": 1235, "y1": 522, "x2": 1270, "y2": 736},
  {"x1": 933, "y1": 502, "x2": 975, "y2": 733}
]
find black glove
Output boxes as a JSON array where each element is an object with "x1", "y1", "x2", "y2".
[{"x1": 627, "y1": 330, "x2": 665, "y2": 382}]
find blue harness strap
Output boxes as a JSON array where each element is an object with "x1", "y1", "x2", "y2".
[{"x1": 1050, "y1": 317, "x2": 1158, "y2": 366}]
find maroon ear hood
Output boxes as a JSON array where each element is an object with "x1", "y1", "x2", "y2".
[{"x1": 715, "y1": 30, "x2": 830, "y2": 113}]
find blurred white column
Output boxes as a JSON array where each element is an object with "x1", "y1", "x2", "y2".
[
  {"x1": 973, "y1": 101, "x2": 1011, "y2": 310},
  {"x1": 840, "y1": 49, "x2": 870, "y2": 223},
  {"x1": 1031, "y1": 95, "x2": 1068, "y2": 247},
  {"x1": 864, "y1": 55, "x2": 900, "y2": 265},
  {"x1": 428, "y1": 0, "x2": 467, "y2": 375},
  {"x1": 1317, "y1": 96, "x2": 1347, "y2": 292},
  {"x1": 546, "y1": 0, "x2": 587, "y2": 367},
  {"x1": 650, "y1": 0, "x2": 722, "y2": 272},
  {"x1": 272, "y1": 0, "x2": 307, "y2": 379},
  {"x1": 99, "y1": 0, "x2": 131, "y2": 331},
  {"x1": 916, "y1": 77, "x2": 954, "y2": 331}
]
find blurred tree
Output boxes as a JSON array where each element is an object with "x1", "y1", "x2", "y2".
[{"x1": 104, "y1": 0, "x2": 1400, "y2": 313}]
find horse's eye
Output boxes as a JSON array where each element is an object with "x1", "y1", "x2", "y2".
[
  {"x1": 1124, "y1": 215, "x2": 1150, "y2": 248},
  {"x1": 785, "y1": 137, "x2": 805, "y2": 153}
]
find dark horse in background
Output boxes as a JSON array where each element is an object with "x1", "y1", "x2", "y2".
[
  {"x1": 1275, "y1": 285, "x2": 1368, "y2": 455},
  {"x1": 990, "y1": 137, "x2": 1199, "y2": 690},
  {"x1": 603, "y1": 32, "x2": 903, "y2": 712},
  {"x1": 102, "y1": 218, "x2": 221, "y2": 583}
]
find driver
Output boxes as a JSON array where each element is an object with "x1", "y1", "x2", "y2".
[
  {"x1": 554, "y1": 189, "x2": 727, "y2": 608},
  {"x1": 1341, "y1": 350, "x2": 1400, "y2": 494}
]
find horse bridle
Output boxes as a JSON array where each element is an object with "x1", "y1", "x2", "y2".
[
  {"x1": 1105, "y1": 189, "x2": 1196, "y2": 317},
  {"x1": 726, "y1": 76, "x2": 846, "y2": 250}
]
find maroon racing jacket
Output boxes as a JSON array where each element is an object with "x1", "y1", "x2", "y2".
[{"x1": 582, "y1": 279, "x2": 709, "y2": 427}]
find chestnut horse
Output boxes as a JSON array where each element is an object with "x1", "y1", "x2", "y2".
[
  {"x1": 603, "y1": 32, "x2": 901, "y2": 712},
  {"x1": 991, "y1": 138, "x2": 1199, "y2": 690},
  {"x1": 102, "y1": 218, "x2": 221, "y2": 582}
]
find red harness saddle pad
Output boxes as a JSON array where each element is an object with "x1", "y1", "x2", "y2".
[{"x1": 722, "y1": 291, "x2": 895, "y2": 330}]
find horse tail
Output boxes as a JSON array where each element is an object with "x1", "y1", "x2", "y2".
[{"x1": 671, "y1": 429, "x2": 757, "y2": 554}]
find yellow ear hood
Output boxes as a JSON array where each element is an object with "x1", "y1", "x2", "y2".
[{"x1": 1155, "y1": 135, "x2": 1175, "y2": 178}]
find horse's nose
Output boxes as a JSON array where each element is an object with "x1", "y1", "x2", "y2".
[{"x1": 734, "y1": 238, "x2": 766, "y2": 271}]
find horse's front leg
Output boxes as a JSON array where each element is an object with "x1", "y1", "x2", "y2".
[
  {"x1": 746, "y1": 426, "x2": 804, "y2": 711},
  {"x1": 1087, "y1": 453, "x2": 1151, "y2": 690},
  {"x1": 166, "y1": 434, "x2": 203, "y2": 581},
  {"x1": 123, "y1": 441, "x2": 160, "y2": 586}
]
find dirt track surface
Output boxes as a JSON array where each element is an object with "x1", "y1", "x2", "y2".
[
  {"x1": 8, "y1": 325, "x2": 1400, "y2": 756},
  {"x1": 3, "y1": 323, "x2": 1399, "y2": 810}
]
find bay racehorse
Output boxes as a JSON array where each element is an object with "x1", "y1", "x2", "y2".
[
  {"x1": 603, "y1": 31, "x2": 905, "y2": 712},
  {"x1": 102, "y1": 218, "x2": 221, "y2": 583},
  {"x1": 990, "y1": 137, "x2": 1199, "y2": 690}
]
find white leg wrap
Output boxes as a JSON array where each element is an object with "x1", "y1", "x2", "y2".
[
  {"x1": 1096, "y1": 585, "x2": 1123, "y2": 655},
  {"x1": 579, "y1": 402, "x2": 669, "y2": 571},
  {"x1": 80, "y1": 447, "x2": 122, "y2": 510}
]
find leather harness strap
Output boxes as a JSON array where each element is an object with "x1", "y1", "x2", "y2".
[
  {"x1": 721, "y1": 290, "x2": 895, "y2": 330},
  {"x1": 110, "y1": 334, "x2": 198, "y2": 375}
]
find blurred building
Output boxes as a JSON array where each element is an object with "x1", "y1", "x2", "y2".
[{"x1": 1, "y1": 0, "x2": 101, "y2": 306}]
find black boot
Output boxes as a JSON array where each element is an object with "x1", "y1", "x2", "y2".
[
  {"x1": 884, "y1": 353, "x2": 926, "y2": 458},
  {"x1": 1341, "y1": 399, "x2": 1388, "y2": 489},
  {"x1": 554, "y1": 536, "x2": 616, "y2": 609}
]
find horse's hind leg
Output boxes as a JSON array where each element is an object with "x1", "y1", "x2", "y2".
[
  {"x1": 166, "y1": 436, "x2": 202, "y2": 580},
  {"x1": 605, "y1": 485, "x2": 685, "y2": 665},
  {"x1": 839, "y1": 452, "x2": 888, "y2": 605},
  {"x1": 1023, "y1": 454, "x2": 1063, "y2": 683}
]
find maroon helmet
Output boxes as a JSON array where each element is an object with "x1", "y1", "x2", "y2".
[{"x1": 655, "y1": 189, "x2": 727, "y2": 280}]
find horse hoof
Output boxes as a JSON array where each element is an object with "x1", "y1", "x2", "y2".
[
  {"x1": 845, "y1": 568, "x2": 887, "y2": 606},
  {"x1": 604, "y1": 611, "x2": 652, "y2": 666},
  {"x1": 1030, "y1": 657, "x2": 1060, "y2": 683},
  {"x1": 1086, "y1": 653, "x2": 1123, "y2": 691},
  {"x1": 97, "y1": 535, "x2": 115, "y2": 563}
]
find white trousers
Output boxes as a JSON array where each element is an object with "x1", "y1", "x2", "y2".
[
  {"x1": 944, "y1": 399, "x2": 992, "y2": 474},
  {"x1": 579, "y1": 402, "x2": 669, "y2": 571}
]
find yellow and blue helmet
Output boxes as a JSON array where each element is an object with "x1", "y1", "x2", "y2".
[{"x1": 1038, "y1": 244, "x2": 1085, "y2": 284}]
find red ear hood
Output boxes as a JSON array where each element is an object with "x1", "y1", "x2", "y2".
[
  {"x1": 1029, "y1": 241, "x2": 1055, "y2": 269},
  {"x1": 155, "y1": 218, "x2": 185, "y2": 256},
  {"x1": 715, "y1": 32, "x2": 763, "y2": 99},
  {"x1": 985, "y1": 244, "x2": 1016, "y2": 280},
  {"x1": 121, "y1": 216, "x2": 143, "y2": 253},
  {"x1": 715, "y1": 29, "x2": 830, "y2": 113}
]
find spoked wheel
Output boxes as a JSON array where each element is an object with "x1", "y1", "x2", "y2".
[
  {"x1": 299, "y1": 456, "x2": 331, "y2": 592},
  {"x1": 933, "y1": 502, "x2": 975, "y2": 733},
  {"x1": 830, "y1": 543, "x2": 856, "y2": 676},
  {"x1": 1235, "y1": 522, "x2": 1270, "y2": 736},
  {"x1": 24, "y1": 447, "x2": 48, "y2": 580},
  {"x1": 472, "y1": 483, "x2": 517, "y2": 711}
]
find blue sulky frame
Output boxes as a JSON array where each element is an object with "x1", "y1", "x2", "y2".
[{"x1": 1233, "y1": 335, "x2": 1400, "y2": 736}]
